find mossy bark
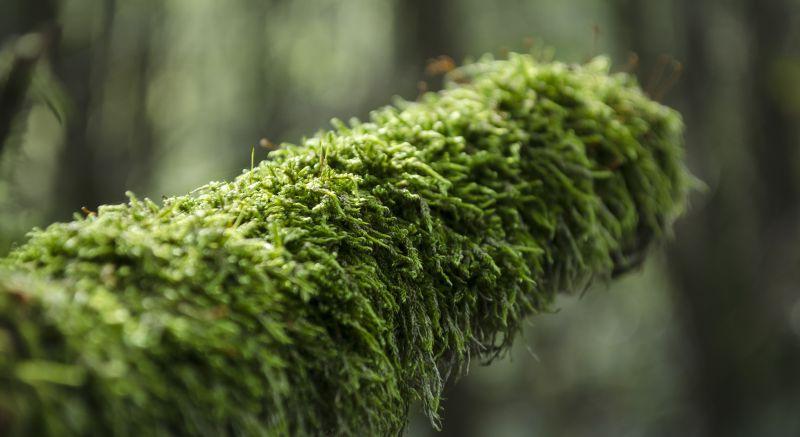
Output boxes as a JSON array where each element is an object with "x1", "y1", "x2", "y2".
[{"x1": 0, "y1": 53, "x2": 690, "y2": 436}]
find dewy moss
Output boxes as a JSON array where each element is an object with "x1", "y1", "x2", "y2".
[{"x1": 0, "y1": 53, "x2": 690, "y2": 435}]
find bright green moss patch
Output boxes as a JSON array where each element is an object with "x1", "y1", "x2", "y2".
[{"x1": 0, "y1": 53, "x2": 690, "y2": 435}]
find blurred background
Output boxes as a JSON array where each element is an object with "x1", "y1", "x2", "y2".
[{"x1": 1, "y1": 0, "x2": 799, "y2": 435}]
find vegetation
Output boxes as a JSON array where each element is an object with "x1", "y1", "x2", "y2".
[{"x1": 0, "y1": 53, "x2": 689, "y2": 435}]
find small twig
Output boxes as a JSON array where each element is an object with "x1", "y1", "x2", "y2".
[
  {"x1": 523, "y1": 36, "x2": 535, "y2": 50},
  {"x1": 259, "y1": 137, "x2": 276, "y2": 150},
  {"x1": 651, "y1": 58, "x2": 683, "y2": 101},
  {"x1": 645, "y1": 54, "x2": 671, "y2": 97},
  {"x1": 592, "y1": 24, "x2": 601, "y2": 57},
  {"x1": 416, "y1": 80, "x2": 428, "y2": 100},
  {"x1": 621, "y1": 52, "x2": 640, "y2": 73},
  {"x1": 425, "y1": 55, "x2": 455, "y2": 76},
  {"x1": 249, "y1": 144, "x2": 255, "y2": 184}
]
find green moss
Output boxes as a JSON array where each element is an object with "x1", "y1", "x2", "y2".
[{"x1": 0, "y1": 53, "x2": 690, "y2": 435}]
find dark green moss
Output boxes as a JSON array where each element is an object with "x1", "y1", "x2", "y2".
[{"x1": 0, "y1": 53, "x2": 690, "y2": 435}]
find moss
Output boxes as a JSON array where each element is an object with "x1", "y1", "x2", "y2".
[{"x1": 0, "y1": 53, "x2": 690, "y2": 435}]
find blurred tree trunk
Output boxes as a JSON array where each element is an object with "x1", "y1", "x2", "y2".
[
  {"x1": 49, "y1": 0, "x2": 117, "y2": 220},
  {"x1": 249, "y1": 1, "x2": 288, "y2": 153},
  {"x1": 0, "y1": 0, "x2": 57, "y2": 153},
  {"x1": 124, "y1": 9, "x2": 156, "y2": 196},
  {"x1": 50, "y1": 0, "x2": 160, "y2": 218},
  {"x1": 87, "y1": 0, "x2": 159, "y2": 206},
  {"x1": 613, "y1": 0, "x2": 655, "y2": 66},
  {"x1": 394, "y1": 0, "x2": 461, "y2": 96},
  {"x1": 0, "y1": 0, "x2": 56, "y2": 41},
  {"x1": 665, "y1": 0, "x2": 752, "y2": 433},
  {"x1": 619, "y1": 0, "x2": 800, "y2": 434}
]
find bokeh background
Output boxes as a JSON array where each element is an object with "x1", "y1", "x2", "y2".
[{"x1": 1, "y1": 0, "x2": 799, "y2": 436}]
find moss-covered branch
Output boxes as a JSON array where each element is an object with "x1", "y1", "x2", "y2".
[{"x1": 0, "y1": 53, "x2": 690, "y2": 436}]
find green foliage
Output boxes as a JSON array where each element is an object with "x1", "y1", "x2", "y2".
[{"x1": 0, "y1": 53, "x2": 690, "y2": 436}]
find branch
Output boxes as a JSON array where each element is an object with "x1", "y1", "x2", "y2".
[{"x1": 0, "y1": 53, "x2": 691, "y2": 436}]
